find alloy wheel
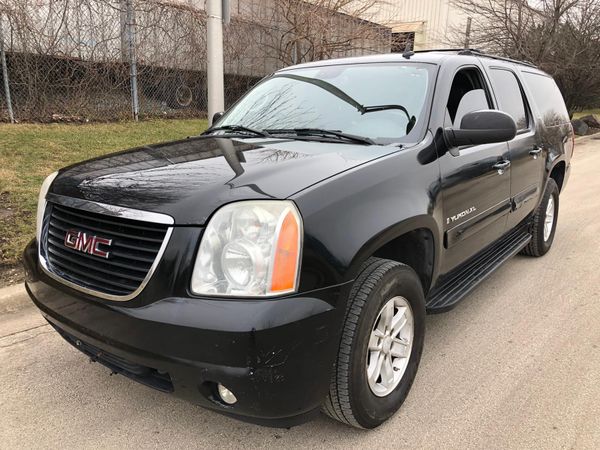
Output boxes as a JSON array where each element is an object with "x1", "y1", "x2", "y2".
[
  {"x1": 543, "y1": 195, "x2": 555, "y2": 242},
  {"x1": 366, "y1": 296, "x2": 414, "y2": 397}
]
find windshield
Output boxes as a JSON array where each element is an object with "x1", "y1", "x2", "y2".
[{"x1": 217, "y1": 63, "x2": 434, "y2": 144}]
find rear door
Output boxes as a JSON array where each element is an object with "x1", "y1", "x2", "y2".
[{"x1": 484, "y1": 63, "x2": 544, "y2": 228}]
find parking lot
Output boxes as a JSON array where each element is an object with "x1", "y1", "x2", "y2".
[{"x1": 1, "y1": 137, "x2": 599, "y2": 449}]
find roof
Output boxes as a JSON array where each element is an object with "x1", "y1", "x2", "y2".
[
  {"x1": 279, "y1": 49, "x2": 540, "y2": 72},
  {"x1": 279, "y1": 52, "x2": 450, "y2": 71}
]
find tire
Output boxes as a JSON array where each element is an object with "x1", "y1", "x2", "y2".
[
  {"x1": 322, "y1": 257, "x2": 426, "y2": 429},
  {"x1": 175, "y1": 84, "x2": 193, "y2": 108},
  {"x1": 521, "y1": 178, "x2": 559, "y2": 257}
]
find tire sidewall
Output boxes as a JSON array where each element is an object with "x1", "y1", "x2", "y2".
[{"x1": 348, "y1": 265, "x2": 426, "y2": 428}]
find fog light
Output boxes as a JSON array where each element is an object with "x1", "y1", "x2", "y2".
[{"x1": 217, "y1": 383, "x2": 237, "y2": 405}]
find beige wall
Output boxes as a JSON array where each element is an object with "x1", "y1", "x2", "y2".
[
  {"x1": 170, "y1": 0, "x2": 465, "y2": 49},
  {"x1": 172, "y1": 1, "x2": 469, "y2": 51},
  {"x1": 365, "y1": 0, "x2": 469, "y2": 50}
]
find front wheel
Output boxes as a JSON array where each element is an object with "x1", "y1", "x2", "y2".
[
  {"x1": 322, "y1": 258, "x2": 425, "y2": 428},
  {"x1": 521, "y1": 178, "x2": 559, "y2": 257}
]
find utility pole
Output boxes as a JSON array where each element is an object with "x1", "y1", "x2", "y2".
[
  {"x1": 0, "y1": 15, "x2": 15, "y2": 123},
  {"x1": 125, "y1": 0, "x2": 139, "y2": 121},
  {"x1": 119, "y1": 0, "x2": 129, "y2": 62},
  {"x1": 207, "y1": 0, "x2": 226, "y2": 125}
]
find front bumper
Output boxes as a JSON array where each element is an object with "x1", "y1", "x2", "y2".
[{"x1": 23, "y1": 239, "x2": 346, "y2": 427}]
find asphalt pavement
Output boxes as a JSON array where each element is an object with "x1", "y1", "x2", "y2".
[{"x1": 1, "y1": 136, "x2": 599, "y2": 449}]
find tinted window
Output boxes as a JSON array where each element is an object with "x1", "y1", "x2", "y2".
[
  {"x1": 490, "y1": 69, "x2": 528, "y2": 130},
  {"x1": 220, "y1": 63, "x2": 433, "y2": 143},
  {"x1": 522, "y1": 72, "x2": 569, "y2": 126}
]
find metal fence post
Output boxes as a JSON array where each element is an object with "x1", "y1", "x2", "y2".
[
  {"x1": 0, "y1": 15, "x2": 15, "y2": 123},
  {"x1": 125, "y1": 0, "x2": 139, "y2": 121}
]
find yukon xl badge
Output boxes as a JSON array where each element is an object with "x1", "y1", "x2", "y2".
[
  {"x1": 64, "y1": 229, "x2": 112, "y2": 259},
  {"x1": 446, "y1": 206, "x2": 477, "y2": 225}
]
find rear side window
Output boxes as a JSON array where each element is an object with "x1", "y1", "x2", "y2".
[
  {"x1": 522, "y1": 72, "x2": 569, "y2": 126},
  {"x1": 489, "y1": 68, "x2": 528, "y2": 130}
]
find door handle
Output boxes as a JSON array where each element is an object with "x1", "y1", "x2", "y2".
[
  {"x1": 529, "y1": 146, "x2": 542, "y2": 159},
  {"x1": 493, "y1": 160, "x2": 511, "y2": 175}
]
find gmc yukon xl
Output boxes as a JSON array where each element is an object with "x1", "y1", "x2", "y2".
[{"x1": 23, "y1": 49, "x2": 573, "y2": 428}]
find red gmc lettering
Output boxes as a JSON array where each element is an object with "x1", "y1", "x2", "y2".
[{"x1": 64, "y1": 230, "x2": 112, "y2": 259}]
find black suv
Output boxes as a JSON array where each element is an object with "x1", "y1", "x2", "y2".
[{"x1": 23, "y1": 50, "x2": 573, "y2": 429}]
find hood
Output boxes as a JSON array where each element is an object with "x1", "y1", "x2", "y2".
[{"x1": 50, "y1": 136, "x2": 395, "y2": 224}]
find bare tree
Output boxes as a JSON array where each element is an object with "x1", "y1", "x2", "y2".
[
  {"x1": 0, "y1": 0, "x2": 394, "y2": 122},
  {"x1": 450, "y1": 0, "x2": 600, "y2": 113},
  {"x1": 235, "y1": 0, "x2": 391, "y2": 67}
]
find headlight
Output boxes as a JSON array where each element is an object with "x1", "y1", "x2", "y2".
[
  {"x1": 191, "y1": 200, "x2": 303, "y2": 297},
  {"x1": 36, "y1": 171, "x2": 58, "y2": 243}
]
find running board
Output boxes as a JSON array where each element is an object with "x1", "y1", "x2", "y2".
[{"x1": 426, "y1": 227, "x2": 532, "y2": 313}]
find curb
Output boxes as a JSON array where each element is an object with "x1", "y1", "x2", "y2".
[{"x1": 0, "y1": 283, "x2": 32, "y2": 315}]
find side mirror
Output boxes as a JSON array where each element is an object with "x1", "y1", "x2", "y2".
[
  {"x1": 212, "y1": 111, "x2": 224, "y2": 125},
  {"x1": 443, "y1": 110, "x2": 517, "y2": 149}
]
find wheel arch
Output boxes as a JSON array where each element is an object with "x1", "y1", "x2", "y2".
[
  {"x1": 346, "y1": 215, "x2": 440, "y2": 295},
  {"x1": 549, "y1": 160, "x2": 566, "y2": 192}
]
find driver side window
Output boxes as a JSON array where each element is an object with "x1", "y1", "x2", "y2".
[{"x1": 445, "y1": 67, "x2": 492, "y2": 128}]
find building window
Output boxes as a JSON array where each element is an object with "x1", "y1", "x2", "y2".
[{"x1": 391, "y1": 32, "x2": 415, "y2": 53}]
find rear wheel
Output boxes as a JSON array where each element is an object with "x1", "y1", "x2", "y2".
[
  {"x1": 521, "y1": 178, "x2": 559, "y2": 257},
  {"x1": 322, "y1": 258, "x2": 425, "y2": 428}
]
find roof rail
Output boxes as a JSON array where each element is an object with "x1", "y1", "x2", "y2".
[{"x1": 413, "y1": 48, "x2": 537, "y2": 68}]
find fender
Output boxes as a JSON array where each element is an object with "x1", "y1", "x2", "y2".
[
  {"x1": 293, "y1": 137, "x2": 444, "y2": 298},
  {"x1": 541, "y1": 119, "x2": 573, "y2": 190},
  {"x1": 537, "y1": 140, "x2": 570, "y2": 209},
  {"x1": 546, "y1": 153, "x2": 566, "y2": 177}
]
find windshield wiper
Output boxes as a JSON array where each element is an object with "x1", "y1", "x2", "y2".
[
  {"x1": 202, "y1": 124, "x2": 270, "y2": 138},
  {"x1": 361, "y1": 105, "x2": 416, "y2": 134},
  {"x1": 274, "y1": 75, "x2": 413, "y2": 120},
  {"x1": 362, "y1": 104, "x2": 410, "y2": 116},
  {"x1": 265, "y1": 128, "x2": 376, "y2": 145}
]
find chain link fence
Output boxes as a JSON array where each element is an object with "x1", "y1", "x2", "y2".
[{"x1": 0, "y1": 0, "x2": 399, "y2": 123}]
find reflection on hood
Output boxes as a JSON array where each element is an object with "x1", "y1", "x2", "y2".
[{"x1": 51, "y1": 136, "x2": 396, "y2": 224}]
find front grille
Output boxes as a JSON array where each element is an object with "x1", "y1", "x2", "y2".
[{"x1": 42, "y1": 203, "x2": 169, "y2": 297}]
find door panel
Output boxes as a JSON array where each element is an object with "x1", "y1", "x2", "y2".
[
  {"x1": 506, "y1": 131, "x2": 544, "y2": 227},
  {"x1": 440, "y1": 143, "x2": 511, "y2": 272},
  {"x1": 484, "y1": 64, "x2": 544, "y2": 228}
]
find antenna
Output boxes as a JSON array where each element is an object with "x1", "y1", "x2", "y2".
[{"x1": 403, "y1": 39, "x2": 414, "y2": 59}]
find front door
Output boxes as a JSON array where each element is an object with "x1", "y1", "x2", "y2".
[{"x1": 439, "y1": 66, "x2": 512, "y2": 273}]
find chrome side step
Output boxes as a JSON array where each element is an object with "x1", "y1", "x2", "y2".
[{"x1": 426, "y1": 227, "x2": 532, "y2": 313}]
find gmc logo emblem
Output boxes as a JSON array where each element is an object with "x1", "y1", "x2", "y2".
[{"x1": 64, "y1": 229, "x2": 112, "y2": 259}]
